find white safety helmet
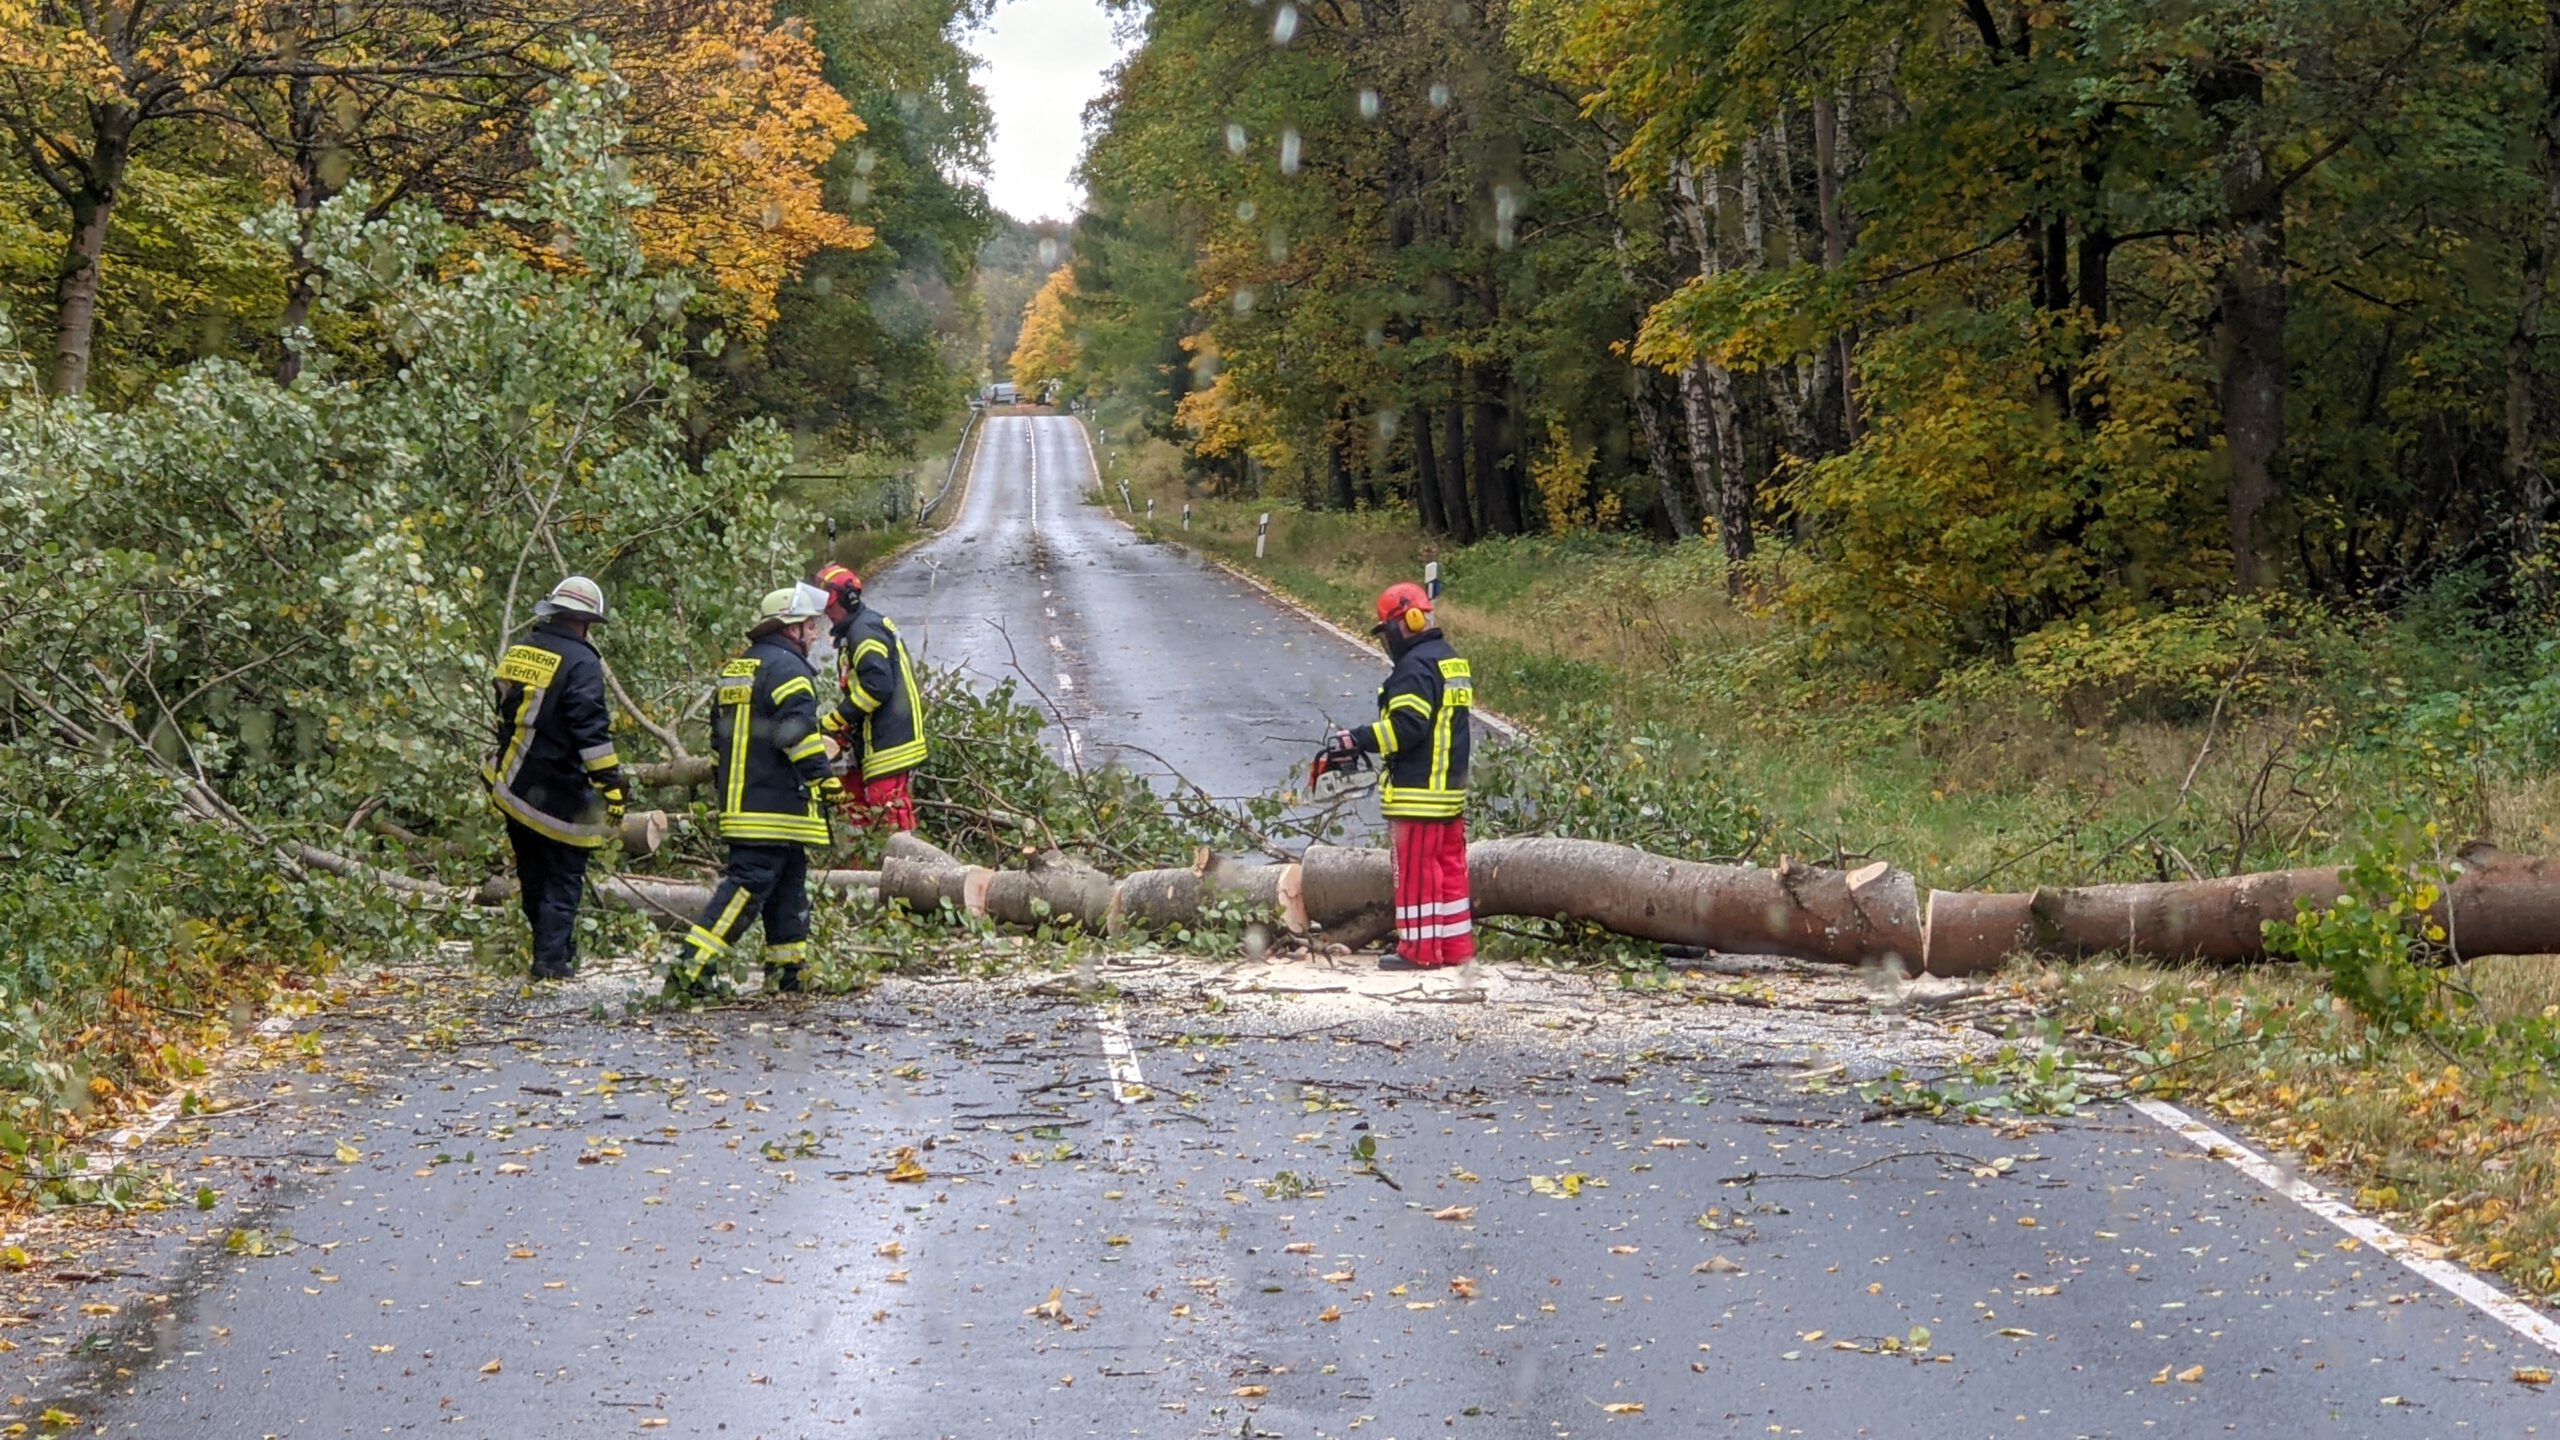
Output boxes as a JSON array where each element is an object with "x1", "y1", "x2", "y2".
[
  {"x1": 534, "y1": 574, "x2": 608, "y2": 622},
  {"x1": 753, "y1": 582, "x2": 830, "y2": 631}
]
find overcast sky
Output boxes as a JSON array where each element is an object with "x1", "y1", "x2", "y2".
[{"x1": 969, "y1": 0, "x2": 1132, "y2": 222}]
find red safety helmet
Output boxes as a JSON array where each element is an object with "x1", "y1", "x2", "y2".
[
  {"x1": 815, "y1": 562, "x2": 862, "y2": 618},
  {"x1": 1372, "y1": 581, "x2": 1433, "y2": 637}
]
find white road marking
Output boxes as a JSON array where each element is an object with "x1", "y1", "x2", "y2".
[
  {"x1": 1058, "y1": 673, "x2": 1074, "y2": 693},
  {"x1": 1027, "y1": 423, "x2": 1040, "y2": 532},
  {"x1": 1048, "y1": 635, "x2": 1065, "y2": 651},
  {"x1": 1093, "y1": 1006, "x2": 1148, "y2": 1103},
  {"x1": 2128, "y1": 1097, "x2": 2560, "y2": 1357}
]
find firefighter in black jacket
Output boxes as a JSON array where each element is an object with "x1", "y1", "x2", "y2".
[
  {"x1": 666, "y1": 584, "x2": 847, "y2": 1000},
  {"x1": 484, "y1": 575, "x2": 627, "y2": 981},
  {"x1": 1327, "y1": 581, "x2": 1474, "y2": 971},
  {"x1": 813, "y1": 562, "x2": 928, "y2": 837}
]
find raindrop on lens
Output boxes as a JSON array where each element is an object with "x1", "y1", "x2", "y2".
[
  {"x1": 1280, "y1": 128, "x2": 1302, "y2": 175},
  {"x1": 1428, "y1": 81, "x2": 1451, "y2": 109},
  {"x1": 1234, "y1": 287, "x2": 1257, "y2": 313},
  {"x1": 1225, "y1": 122, "x2": 1249, "y2": 156},
  {"x1": 1358, "y1": 88, "x2": 1381, "y2": 121},
  {"x1": 1272, "y1": 4, "x2": 1298, "y2": 44}
]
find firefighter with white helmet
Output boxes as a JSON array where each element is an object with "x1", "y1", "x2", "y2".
[
  {"x1": 665, "y1": 583, "x2": 846, "y2": 1000},
  {"x1": 484, "y1": 575, "x2": 626, "y2": 980}
]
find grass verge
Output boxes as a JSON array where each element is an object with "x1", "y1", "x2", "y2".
[{"x1": 1083, "y1": 421, "x2": 2560, "y2": 1313}]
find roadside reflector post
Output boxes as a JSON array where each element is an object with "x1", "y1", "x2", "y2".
[
  {"x1": 1120, "y1": 480, "x2": 1132, "y2": 512},
  {"x1": 1257, "y1": 512, "x2": 1271, "y2": 558},
  {"x1": 1425, "y1": 560, "x2": 1440, "y2": 601},
  {"x1": 1183, "y1": 502, "x2": 1192, "y2": 531},
  {"x1": 1146, "y1": 497, "x2": 1155, "y2": 521}
]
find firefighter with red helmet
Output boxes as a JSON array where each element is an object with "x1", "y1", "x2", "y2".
[
  {"x1": 813, "y1": 563, "x2": 928, "y2": 837},
  {"x1": 1326, "y1": 581, "x2": 1475, "y2": 970}
]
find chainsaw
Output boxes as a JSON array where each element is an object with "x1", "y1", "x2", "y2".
[{"x1": 1307, "y1": 729, "x2": 1372, "y2": 790}]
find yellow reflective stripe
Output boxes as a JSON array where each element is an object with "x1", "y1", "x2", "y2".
[
  {"x1": 862, "y1": 738, "x2": 927, "y2": 778},
  {"x1": 766, "y1": 941, "x2": 806, "y2": 965},
  {"x1": 713, "y1": 887, "x2": 754, "y2": 939},
  {"x1": 683, "y1": 925, "x2": 732, "y2": 957},
  {"x1": 848, "y1": 685, "x2": 885, "y2": 715},
  {"x1": 1370, "y1": 718, "x2": 1399, "y2": 756},
  {"x1": 1430, "y1": 699, "x2": 1455, "y2": 793},
  {"x1": 492, "y1": 682, "x2": 544, "y2": 792},
  {"x1": 724, "y1": 686, "x2": 752, "y2": 819},
  {"x1": 820, "y1": 706, "x2": 852, "y2": 735},
  {"x1": 718, "y1": 815, "x2": 829, "y2": 844},
  {"x1": 1436, "y1": 658, "x2": 1471, "y2": 680},
  {"x1": 581, "y1": 746, "x2": 621, "y2": 772},
  {"x1": 852, "y1": 639, "x2": 889, "y2": 665},
  {"x1": 1379, "y1": 784, "x2": 1466, "y2": 819},
  {"x1": 1386, "y1": 694, "x2": 1432, "y2": 717},
  {"x1": 898, "y1": 646, "x2": 927, "y2": 747},
  {"x1": 772, "y1": 675, "x2": 815, "y2": 705},
  {"x1": 784, "y1": 734, "x2": 827, "y2": 762}
]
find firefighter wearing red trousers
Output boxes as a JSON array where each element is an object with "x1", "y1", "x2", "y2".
[
  {"x1": 1330, "y1": 581, "x2": 1474, "y2": 971},
  {"x1": 484, "y1": 575, "x2": 627, "y2": 981},
  {"x1": 666, "y1": 584, "x2": 846, "y2": 1001},
  {"x1": 812, "y1": 562, "x2": 928, "y2": 836}
]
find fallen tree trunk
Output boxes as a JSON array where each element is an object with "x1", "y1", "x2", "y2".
[{"x1": 1919, "y1": 847, "x2": 2560, "y2": 975}]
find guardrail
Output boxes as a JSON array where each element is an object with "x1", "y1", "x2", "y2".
[{"x1": 917, "y1": 406, "x2": 982, "y2": 524}]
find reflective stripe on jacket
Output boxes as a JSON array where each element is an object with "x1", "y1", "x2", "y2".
[
  {"x1": 710, "y1": 635, "x2": 836, "y2": 846},
  {"x1": 1353, "y1": 630, "x2": 1471, "y2": 819},
  {"x1": 483, "y1": 622, "x2": 622, "y2": 848},
  {"x1": 822, "y1": 607, "x2": 928, "y2": 780}
]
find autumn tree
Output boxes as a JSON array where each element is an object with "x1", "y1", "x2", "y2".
[{"x1": 1008, "y1": 263, "x2": 1077, "y2": 393}]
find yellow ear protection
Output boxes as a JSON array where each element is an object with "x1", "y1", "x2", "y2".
[{"x1": 1403, "y1": 606, "x2": 1429, "y2": 634}]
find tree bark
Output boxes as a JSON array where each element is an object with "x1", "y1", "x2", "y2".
[
  {"x1": 1439, "y1": 392, "x2": 1477, "y2": 542},
  {"x1": 2512, "y1": 0, "x2": 2560, "y2": 603},
  {"x1": 49, "y1": 111, "x2": 135, "y2": 397},
  {"x1": 1811, "y1": 94, "x2": 1861, "y2": 443},
  {"x1": 2201, "y1": 61, "x2": 2287, "y2": 593},
  {"x1": 1412, "y1": 403, "x2": 1450, "y2": 535},
  {"x1": 1470, "y1": 368, "x2": 1520, "y2": 535},
  {"x1": 1634, "y1": 369, "x2": 1696, "y2": 535}
]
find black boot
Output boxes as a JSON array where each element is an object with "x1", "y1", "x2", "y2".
[{"x1": 765, "y1": 964, "x2": 804, "y2": 995}]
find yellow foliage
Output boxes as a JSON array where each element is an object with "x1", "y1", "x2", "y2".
[
  {"x1": 1529, "y1": 421, "x2": 1619, "y2": 532},
  {"x1": 615, "y1": 2, "x2": 869, "y2": 330},
  {"x1": 1007, "y1": 264, "x2": 1079, "y2": 391}
]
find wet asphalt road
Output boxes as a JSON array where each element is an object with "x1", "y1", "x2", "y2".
[
  {"x1": 9, "y1": 966, "x2": 2556, "y2": 1440},
  {"x1": 7, "y1": 410, "x2": 2558, "y2": 1437},
  {"x1": 864, "y1": 414, "x2": 1383, "y2": 807}
]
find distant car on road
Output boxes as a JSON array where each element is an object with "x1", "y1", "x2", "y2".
[{"x1": 984, "y1": 382, "x2": 1018, "y2": 405}]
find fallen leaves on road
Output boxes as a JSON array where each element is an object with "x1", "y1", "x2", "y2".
[
  {"x1": 480, "y1": 1359, "x2": 502, "y2": 1374},
  {"x1": 1530, "y1": 1173, "x2": 1599, "y2": 1198},
  {"x1": 1431, "y1": 1205, "x2": 1475, "y2": 1222},
  {"x1": 1449, "y1": 1276, "x2": 1479, "y2": 1299},
  {"x1": 1602, "y1": 1401, "x2": 1644, "y2": 1414},
  {"x1": 1693, "y1": 1255, "x2": 1743, "y2": 1275},
  {"x1": 886, "y1": 1146, "x2": 929, "y2": 1183},
  {"x1": 1233, "y1": 1385, "x2": 1268, "y2": 1398},
  {"x1": 2516, "y1": 1366, "x2": 2554, "y2": 1387},
  {"x1": 1026, "y1": 1286, "x2": 1073, "y2": 1328}
]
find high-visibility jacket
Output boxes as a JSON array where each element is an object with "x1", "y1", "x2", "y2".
[
  {"x1": 1353, "y1": 629, "x2": 1472, "y2": 819},
  {"x1": 484, "y1": 622, "x2": 623, "y2": 847},
  {"x1": 822, "y1": 606, "x2": 928, "y2": 781},
  {"x1": 709, "y1": 635, "x2": 837, "y2": 846}
]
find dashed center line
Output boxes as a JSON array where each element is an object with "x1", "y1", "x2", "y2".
[{"x1": 1093, "y1": 1007, "x2": 1146, "y2": 1103}]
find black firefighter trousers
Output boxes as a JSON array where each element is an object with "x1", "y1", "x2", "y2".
[{"x1": 506, "y1": 820, "x2": 592, "y2": 979}]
